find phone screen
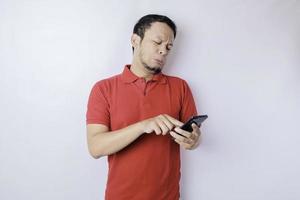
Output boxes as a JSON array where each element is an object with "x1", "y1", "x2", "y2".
[{"x1": 180, "y1": 115, "x2": 208, "y2": 132}]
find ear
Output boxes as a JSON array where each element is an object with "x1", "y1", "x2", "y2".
[{"x1": 131, "y1": 34, "x2": 141, "y2": 49}]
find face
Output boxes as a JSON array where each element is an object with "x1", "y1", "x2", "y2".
[{"x1": 132, "y1": 22, "x2": 175, "y2": 74}]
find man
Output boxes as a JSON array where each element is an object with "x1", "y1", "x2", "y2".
[{"x1": 86, "y1": 14, "x2": 201, "y2": 200}]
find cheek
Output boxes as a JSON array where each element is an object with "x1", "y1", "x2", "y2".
[
  {"x1": 139, "y1": 49, "x2": 146, "y2": 61},
  {"x1": 145, "y1": 43, "x2": 157, "y2": 53},
  {"x1": 141, "y1": 47, "x2": 154, "y2": 60}
]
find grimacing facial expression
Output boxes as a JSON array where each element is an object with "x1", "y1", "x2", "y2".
[{"x1": 134, "y1": 22, "x2": 174, "y2": 74}]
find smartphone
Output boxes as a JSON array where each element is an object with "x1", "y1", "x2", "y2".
[{"x1": 180, "y1": 115, "x2": 208, "y2": 132}]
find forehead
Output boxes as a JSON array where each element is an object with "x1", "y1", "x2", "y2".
[{"x1": 144, "y1": 22, "x2": 174, "y2": 41}]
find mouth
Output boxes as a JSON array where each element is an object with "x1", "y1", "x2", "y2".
[{"x1": 154, "y1": 59, "x2": 164, "y2": 66}]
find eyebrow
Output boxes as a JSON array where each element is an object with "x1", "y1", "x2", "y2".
[{"x1": 154, "y1": 36, "x2": 173, "y2": 43}]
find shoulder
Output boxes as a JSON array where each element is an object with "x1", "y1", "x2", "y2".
[
  {"x1": 92, "y1": 73, "x2": 121, "y2": 91},
  {"x1": 163, "y1": 74, "x2": 195, "y2": 98},
  {"x1": 89, "y1": 74, "x2": 122, "y2": 103},
  {"x1": 163, "y1": 74, "x2": 190, "y2": 87}
]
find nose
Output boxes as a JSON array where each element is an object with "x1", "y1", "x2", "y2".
[{"x1": 159, "y1": 47, "x2": 167, "y2": 56}]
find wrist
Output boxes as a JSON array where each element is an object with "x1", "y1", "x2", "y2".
[{"x1": 135, "y1": 120, "x2": 147, "y2": 136}]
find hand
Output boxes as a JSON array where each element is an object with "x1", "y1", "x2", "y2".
[
  {"x1": 141, "y1": 114, "x2": 184, "y2": 135},
  {"x1": 170, "y1": 123, "x2": 201, "y2": 150}
]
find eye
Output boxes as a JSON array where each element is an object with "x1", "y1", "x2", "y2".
[
  {"x1": 166, "y1": 45, "x2": 173, "y2": 51},
  {"x1": 153, "y1": 40, "x2": 162, "y2": 45}
]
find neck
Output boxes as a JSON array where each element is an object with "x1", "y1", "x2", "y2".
[{"x1": 130, "y1": 60, "x2": 153, "y2": 81}]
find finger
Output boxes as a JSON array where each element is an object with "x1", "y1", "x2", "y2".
[
  {"x1": 174, "y1": 127, "x2": 192, "y2": 139},
  {"x1": 170, "y1": 131, "x2": 185, "y2": 141},
  {"x1": 170, "y1": 131, "x2": 193, "y2": 144},
  {"x1": 174, "y1": 138, "x2": 193, "y2": 149},
  {"x1": 194, "y1": 130, "x2": 201, "y2": 140},
  {"x1": 152, "y1": 122, "x2": 162, "y2": 135},
  {"x1": 156, "y1": 118, "x2": 169, "y2": 135},
  {"x1": 192, "y1": 123, "x2": 200, "y2": 134},
  {"x1": 159, "y1": 115, "x2": 175, "y2": 131},
  {"x1": 191, "y1": 139, "x2": 200, "y2": 149},
  {"x1": 164, "y1": 114, "x2": 184, "y2": 127},
  {"x1": 191, "y1": 130, "x2": 200, "y2": 140}
]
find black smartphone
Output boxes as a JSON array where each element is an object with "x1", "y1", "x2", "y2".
[{"x1": 180, "y1": 115, "x2": 208, "y2": 132}]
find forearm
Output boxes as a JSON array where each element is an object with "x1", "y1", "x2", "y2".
[{"x1": 89, "y1": 121, "x2": 145, "y2": 158}]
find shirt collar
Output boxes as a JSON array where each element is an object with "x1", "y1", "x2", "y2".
[{"x1": 121, "y1": 64, "x2": 167, "y2": 84}]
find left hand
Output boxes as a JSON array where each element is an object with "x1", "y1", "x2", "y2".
[{"x1": 170, "y1": 123, "x2": 201, "y2": 150}]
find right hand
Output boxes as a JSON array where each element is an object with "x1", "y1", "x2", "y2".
[{"x1": 141, "y1": 114, "x2": 184, "y2": 135}]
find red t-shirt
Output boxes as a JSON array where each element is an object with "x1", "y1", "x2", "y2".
[{"x1": 86, "y1": 65, "x2": 197, "y2": 200}]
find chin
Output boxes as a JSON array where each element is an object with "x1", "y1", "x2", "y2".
[{"x1": 144, "y1": 64, "x2": 162, "y2": 74}]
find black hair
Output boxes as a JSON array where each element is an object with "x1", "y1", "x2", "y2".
[{"x1": 132, "y1": 14, "x2": 177, "y2": 52}]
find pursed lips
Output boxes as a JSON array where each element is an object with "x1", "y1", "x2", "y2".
[{"x1": 154, "y1": 59, "x2": 164, "y2": 65}]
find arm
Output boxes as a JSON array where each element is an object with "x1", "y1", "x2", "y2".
[
  {"x1": 86, "y1": 114, "x2": 183, "y2": 159},
  {"x1": 170, "y1": 80, "x2": 201, "y2": 150}
]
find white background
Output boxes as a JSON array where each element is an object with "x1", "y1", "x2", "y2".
[{"x1": 1, "y1": 0, "x2": 299, "y2": 199}]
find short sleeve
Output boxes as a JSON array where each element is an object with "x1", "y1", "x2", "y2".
[
  {"x1": 86, "y1": 81, "x2": 110, "y2": 128},
  {"x1": 180, "y1": 80, "x2": 198, "y2": 123}
]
